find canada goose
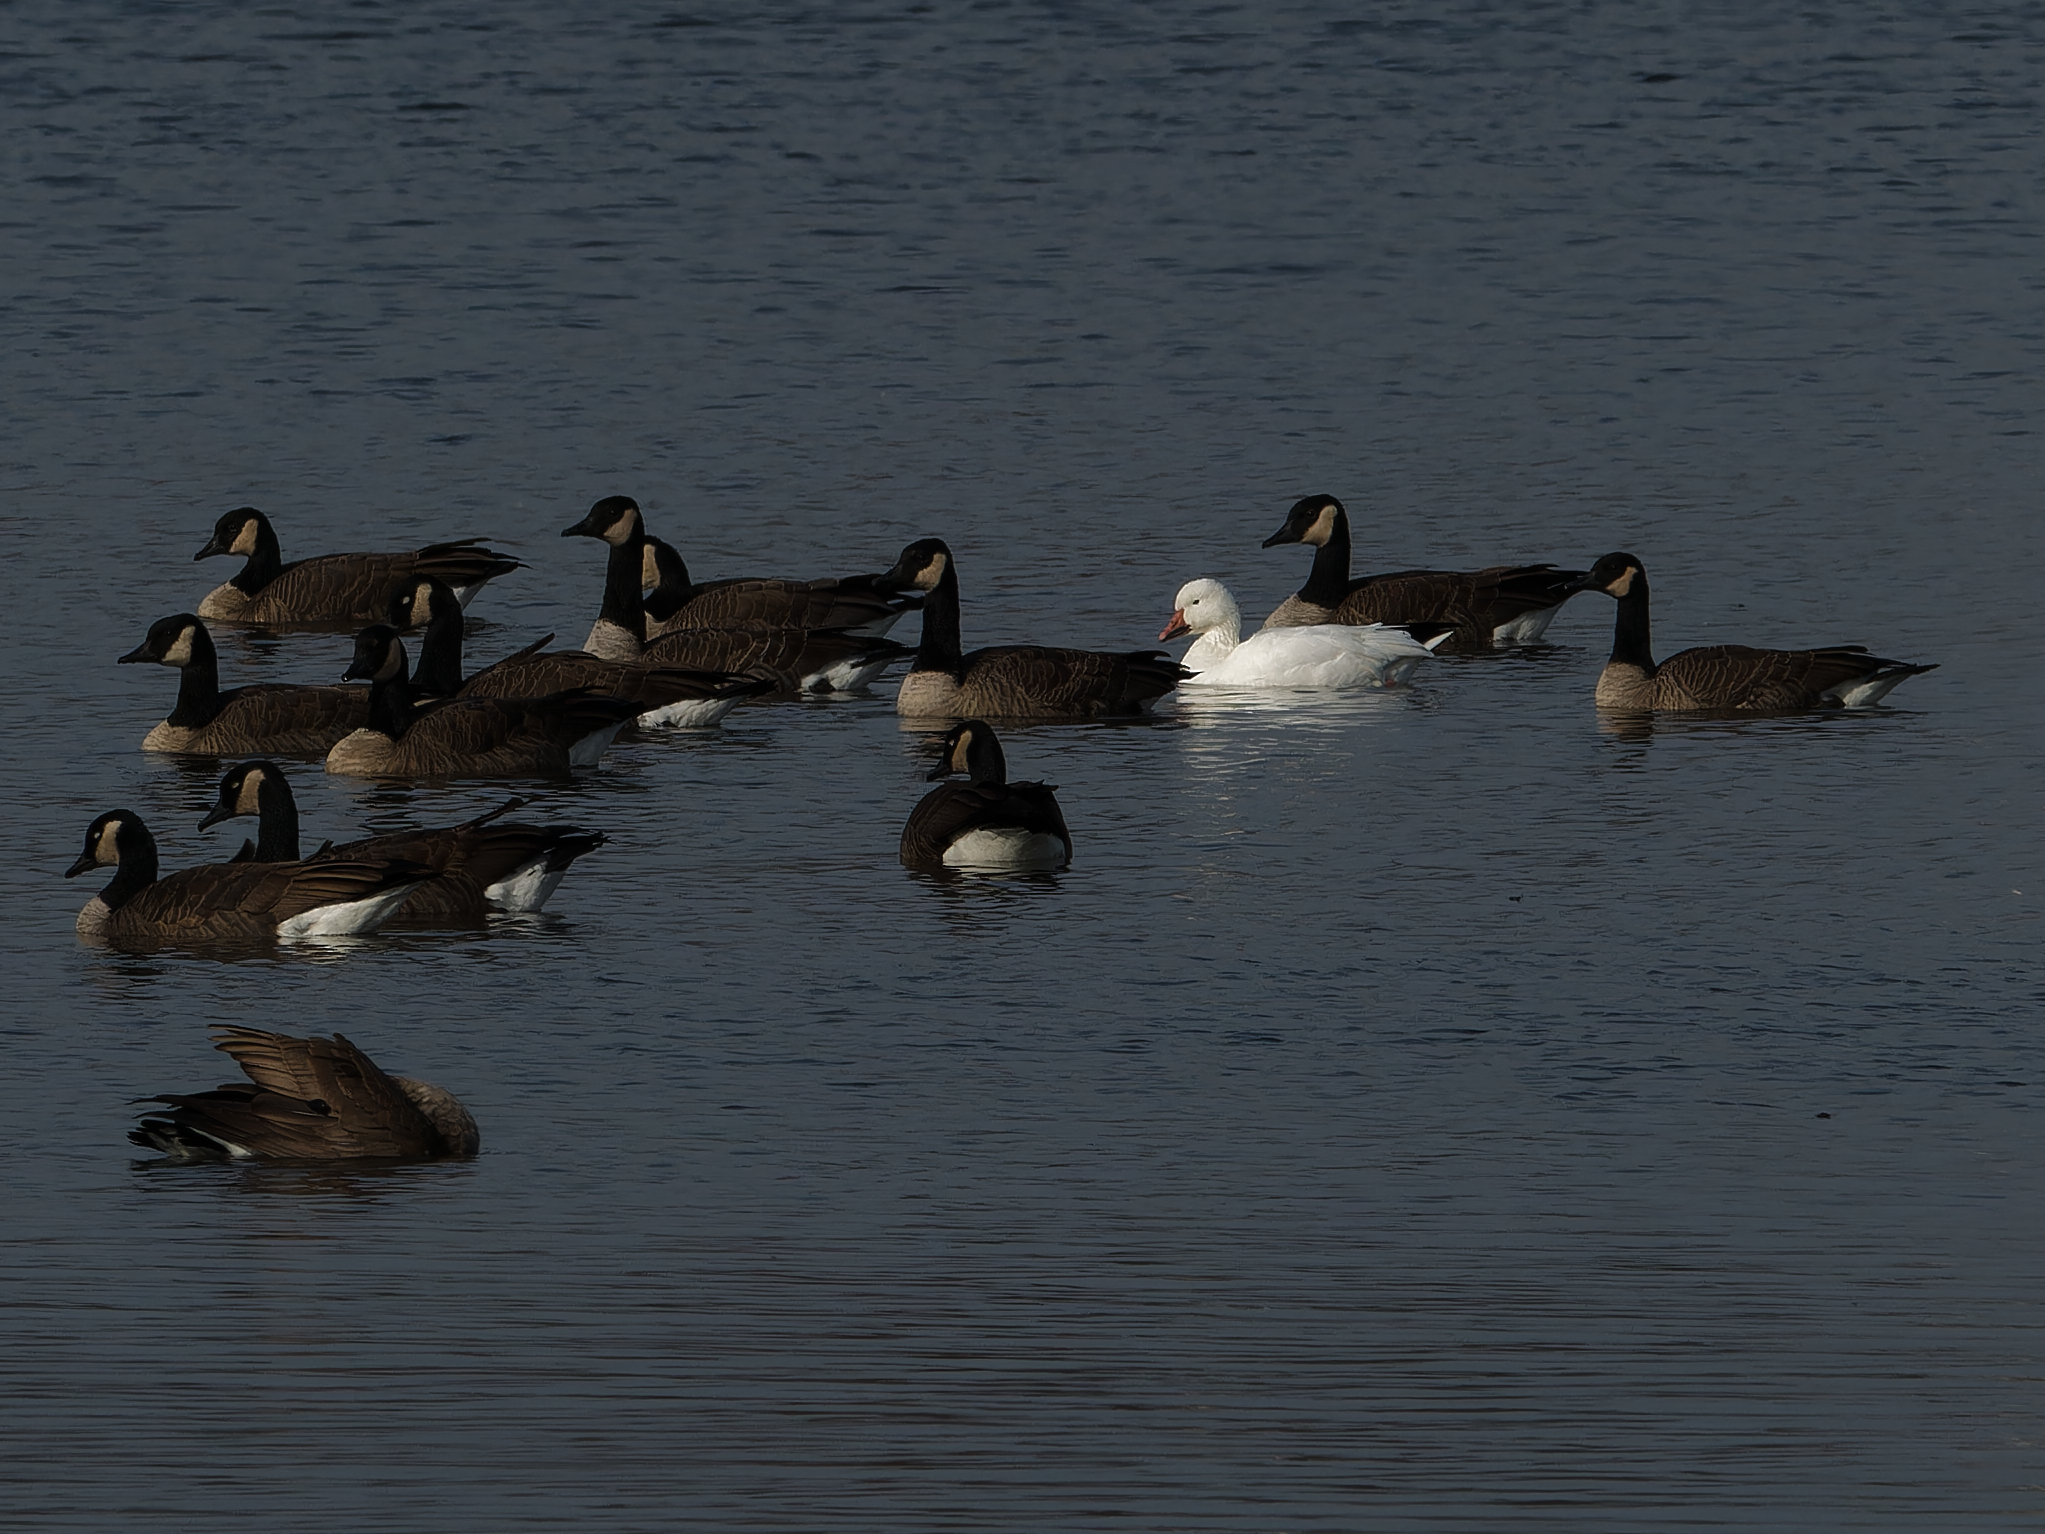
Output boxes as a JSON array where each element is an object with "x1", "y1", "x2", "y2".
[
  {"x1": 561, "y1": 499, "x2": 909, "y2": 691},
  {"x1": 194, "y1": 505, "x2": 521, "y2": 626},
  {"x1": 900, "y1": 720, "x2": 1073, "y2": 871},
  {"x1": 130, "y1": 1026, "x2": 478, "y2": 1162},
  {"x1": 391, "y1": 575, "x2": 774, "y2": 727},
  {"x1": 1261, "y1": 494, "x2": 1585, "y2": 646},
  {"x1": 201, "y1": 760, "x2": 606, "y2": 915},
  {"x1": 65, "y1": 810, "x2": 428, "y2": 943},
  {"x1": 117, "y1": 613, "x2": 370, "y2": 755},
  {"x1": 637, "y1": 530, "x2": 920, "y2": 638},
  {"x1": 1160, "y1": 579, "x2": 1448, "y2": 687},
  {"x1": 885, "y1": 538, "x2": 1186, "y2": 718},
  {"x1": 326, "y1": 626, "x2": 643, "y2": 777},
  {"x1": 1565, "y1": 552, "x2": 1938, "y2": 710}
]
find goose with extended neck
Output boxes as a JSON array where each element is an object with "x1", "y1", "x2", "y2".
[
  {"x1": 1260, "y1": 493, "x2": 1584, "y2": 646},
  {"x1": 1564, "y1": 552, "x2": 1936, "y2": 709},
  {"x1": 119, "y1": 613, "x2": 368, "y2": 754}
]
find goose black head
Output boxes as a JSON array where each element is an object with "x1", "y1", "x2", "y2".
[
  {"x1": 929, "y1": 719, "x2": 1007, "y2": 783},
  {"x1": 199, "y1": 761, "x2": 284, "y2": 832},
  {"x1": 343, "y1": 625, "x2": 408, "y2": 683},
  {"x1": 386, "y1": 574, "x2": 461, "y2": 631},
  {"x1": 195, "y1": 506, "x2": 269, "y2": 562},
  {"x1": 67, "y1": 810, "x2": 143, "y2": 878},
  {"x1": 886, "y1": 537, "x2": 953, "y2": 593},
  {"x1": 118, "y1": 614, "x2": 209, "y2": 668},
  {"x1": 562, "y1": 495, "x2": 642, "y2": 545},
  {"x1": 1261, "y1": 494, "x2": 1344, "y2": 550},
  {"x1": 1565, "y1": 552, "x2": 1647, "y2": 599}
]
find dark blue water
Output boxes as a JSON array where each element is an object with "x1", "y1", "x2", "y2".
[{"x1": 3, "y1": 3, "x2": 2041, "y2": 1529}]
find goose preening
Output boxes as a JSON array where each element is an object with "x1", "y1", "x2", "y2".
[
  {"x1": 66, "y1": 810, "x2": 428, "y2": 943},
  {"x1": 1566, "y1": 552, "x2": 1937, "y2": 710},
  {"x1": 900, "y1": 720, "x2": 1072, "y2": 871},
  {"x1": 194, "y1": 506, "x2": 521, "y2": 626},
  {"x1": 1160, "y1": 579, "x2": 1447, "y2": 688},
  {"x1": 325, "y1": 626, "x2": 643, "y2": 777},
  {"x1": 201, "y1": 760, "x2": 606, "y2": 915},
  {"x1": 1260, "y1": 494, "x2": 1585, "y2": 646},
  {"x1": 637, "y1": 529, "x2": 920, "y2": 638},
  {"x1": 391, "y1": 575, "x2": 774, "y2": 727},
  {"x1": 130, "y1": 1026, "x2": 479, "y2": 1163},
  {"x1": 886, "y1": 538, "x2": 1186, "y2": 718},
  {"x1": 120, "y1": 613, "x2": 370, "y2": 754},
  {"x1": 561, "y1": 498, "x2": 909, "y2": 691}
]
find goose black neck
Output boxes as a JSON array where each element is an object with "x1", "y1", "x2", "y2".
[
  {"x1": 1296, "y1": 505, "x2": 1354, "y2": 608},
  {"x1": 643, "y1": 548, "x2": 695, "y2": 623},
  {"x1": 1609, "y1": 577, "x2": 1657, "y2": 674},
  {"x1": 411, "y1": 591, "x2": 468, "y2": 697},
  {"x1": 230, "y1": 515, "x2": 284, "y2": 595},
  {"x1": 597, "y1": 530, "x2": 649, "y2": 643},
  {"x1": 366, "y1": 653, "x2": 419, "y2": 741},
  {"x1": 165, "y1": 626, "x2": 224, "y2": 727},
  {"x1": 99, "y1": 832, "x2": 159, "y2": 912},
  {"x1": 913, "y1": 558, "x2": 964, "y2": 675},
  {"x1": 963, "y1": 732, "x2": 1008, "y2": 784},
  {"x1": 253, "y1": 771, "x2": 303, "y2": 862}
]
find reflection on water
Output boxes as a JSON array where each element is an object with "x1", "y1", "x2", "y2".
[{"x1": 131, "y1": 1157, "x2": 482, "y2": 1204}]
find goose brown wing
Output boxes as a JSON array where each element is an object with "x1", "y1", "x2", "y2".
[
  {"x1": 460, "y1": 649, "x2": 763, "y2": 708},
  {"x1": 331, "y1": 803, "x2": 604, "y2": 892},
  {"x1": 643, "y1": 625, "x2": 904, "y2": 688},
  {"x1": 957, "y1": 645, "x2": 1185, "y2": 717},
  {"x1": 900, "y1": 781, "x2": 1069, "y2": 866},
  {"x1": 1654, "y1": 644, "x2": 1894, "y2": 709},
  {"x1": 665, "y1": 577, "x2": 905, "y2": 634},
  {"x1": 405, "y1": 691, "x2": 639, "y2": 757},
  {"x1": 207, "y1": 1026, "x2": 445, "y2": 1155},
  {"x1": 207, "y1": 683, "x2": 371, "y2": 753},
  {"x1": 253, "y1": 541, "x2": 519, "y2": 623}
]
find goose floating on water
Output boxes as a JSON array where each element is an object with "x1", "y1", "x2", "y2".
[
  {"x1": 201, "y1": 759, "x2": 606, "y2": 916},
  {"x1": 66, "y1": 810, "x2": 428, "y2": 944},
  {"x1": 1566, "y1": 552, "x2": 1937, "y2": 710},
  {"x1": 888, "y1": 538, "x2": 1185, "y2": 719},
  {"x1": 1160, "y1": 579, "x2": 1446, "y2": 688},
  {"x1": 120, "y1": 613, "x2": 368, "y2": 755},
  {"x1": 194, "y1": 505, "x2": 521, "y2": 627},
  {"x1": 1261, "y1": 494, "x2": 1584, "y2": 646},
  {"x1": 900, "y1": 720, "x2": 1072, "y2": 871},
  {"x1": 130, "y1": 1026, "x2": 479, "y2": 1163}
]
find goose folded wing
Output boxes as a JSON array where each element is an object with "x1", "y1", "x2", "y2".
[{"x1": 209, "y1": 1027, "x2": 443, "y2": 1154}]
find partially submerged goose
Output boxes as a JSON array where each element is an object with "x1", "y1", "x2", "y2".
[
  {"x1": 887, "y1": 538, "x2": 1186, "y2": 718},
  {"x1": 194, "y1": 506, "x2": 521, "y2": 626},
  {"x1": 131, "y1": 1026, "x2": 478, "y2": 1163},
  {"x1": 900, "y1": 720, "x2": 1072, "y2": 871},
  {"x1": 1261, "y1": 494, "x2": 1584, "y2": 646},
  {"x1": 202, "y1": 760, "x2": 606, "y2": 915},
  {"x1": 1161, "y1": 579, "x2": 1446, "y2": 688},
  {"x1": 119, "y1": 613, "x2": 369, "y2": 755},
  {"x1": 392, "y1": 575, "x2": 774, "y2": 727},
  {"x1": 561, "y1": 499, "x2": 908, "y2": 691},
  {"x1": 1567, "y1": 552, "x2": 1937, "y2": 710},
  {"x1": 66, "y1": 810, "x2": 427, "y2": 944},
  {"x1": 637, "y1": 528, "x2": 920, "y2": 638},
  {"x1": 326, "y1": 626, "x2": 643, "y2": 777}
]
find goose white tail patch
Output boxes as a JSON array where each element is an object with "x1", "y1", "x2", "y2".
[
  {"x1": 636, "y1": 696, "x2": 745, "y2": 729},
  {"x1": 485, "y1": 859, "x2": 568, "y2": 912},
  {"x1": 807, "y1": 654, "x2": 896, "y2": 692},
  {"x1": 567, "y1": 722, "x2": 628, "y2": 768},
  {"x1": 1492, "y1": 607, "x2": 1562, "y2": 644},
  {"x1": 275, "y1": 885, "x2": 420, "y2": 940},
  {"x1": 1833, "y1": 673, "x2": 1917, "y2": 708},
  {"x1": 943, "y1": 828, "x2": 1068, "y2": 870}
]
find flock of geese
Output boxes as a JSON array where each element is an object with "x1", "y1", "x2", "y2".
[{"x1": 94, "y1": 492, "x2": 1937, "y2": 1167}]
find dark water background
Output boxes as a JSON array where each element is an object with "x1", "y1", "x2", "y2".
[{"x1": 2, "y1": 2, "x2": 2041, "y2": 1528}]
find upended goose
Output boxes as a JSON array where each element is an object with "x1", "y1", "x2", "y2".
[
  {"x1": 119, "y1": 613, "x2": 370, "y2": 754},
  {"x1": 886, "y1": 538, "x2": 1186, "y2": 718},
  {"x1": 561, "y1": 498, "x2": 908, "y2": 691},
  {"x1": 66, "y1": 810, "x2": 427, "y2": 943},
  {"x1": 1161, "y1": 579, "x2": 1447, "y2": 688},
  {"x1": 194, "y1": 505, "x2": 521, "y2": 626},
  {"x1": 391, "y1": 575, "x2": 774, "y2": 727},
  {"x1": 202, "y1": 760, "x2": 606, "y2": 916},
  {"x1": 900, "y1": 720, "x2": 1072, "y2": 871},
  {"x1": 1261, "y1": 493, "x2": 1584, "y2": 646},
  {"x1": 326, "y1": 626, "x2": 643, "y2": 777},
  {"x1": 130, "y1": 1026, "x2": 478, "y2": 1163},
  {"x1": 1567, "y1": 552, "x2": 1937, "y2": 710}
]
